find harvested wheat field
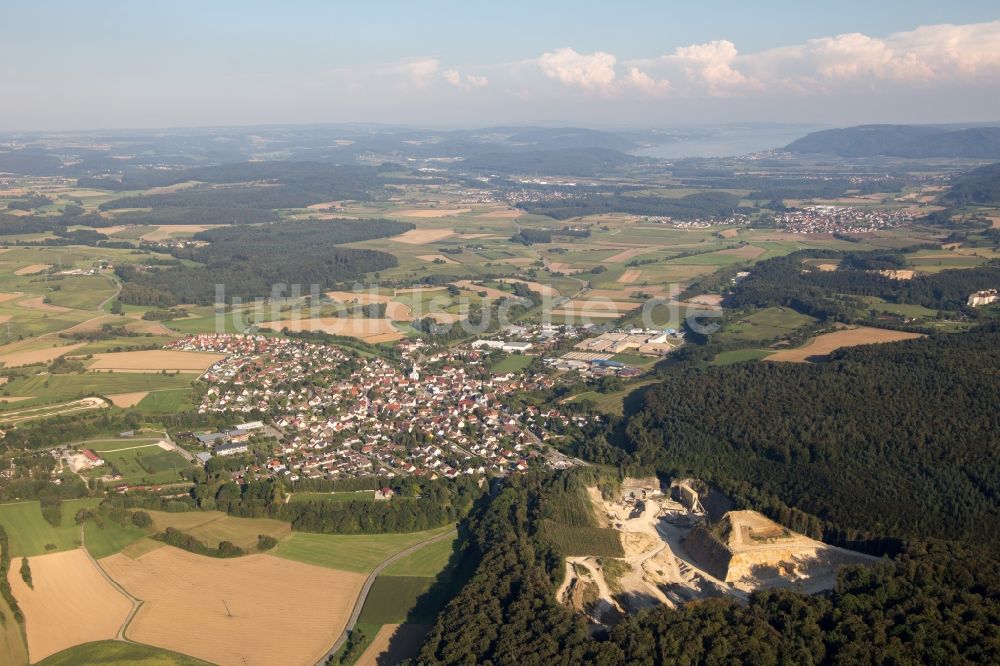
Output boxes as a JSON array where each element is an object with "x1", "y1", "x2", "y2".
[
  {"x1": 392, "y1": 228, "x2": 456, "y2": 244},
  {"x1": 0, "y1": 292, "x2": 22, "y2": 303},
  {"x1": 767, "y1": 327, "x2": 924, "y2": 362},
  {"x1": 416, "y1": 253, "x2": 459, "y2": 264},
  {"x1": 106, "y1": 391, "x2": 149, "y2": 408},
  {"x1": 325, "y1": 290, "x2": 393, "y2": 305},
  {"x1": 385, "y1": 301, "x2": 413, "y2": 321},
  {"x1": 618, "y1": 269, "x2": 642, "y2": 283},
  {"x1": 0, "y1": 342, "x2": 86, "y2": 368},
  {"x1": 717, "y1": 228, "x2": 740, "y2": 238},
  {"x1": 88, "y1": 350, "x2": 226, "y2": 372},
  {"x1": 394, "y1": 208, "x2": 470, "y2": 218},
  {"x1": 14, "y1": 264, "x2": 51, "y2": 276},
  {"x1": 545, "y1": 261, "x2": 585, "y2": 274},
  {"x1": 16, "y1": 296, "x2": 71, "y2": 313},
  {"x1": 816, "y1": 263, "x2": 839, "y2": 272},
  {"x1": 61, "y1": 315, "x2": 121, "y2": 334},
  {"x1": 356, "y1": 624, "x2": 430, "y2": 666},
  {"x1": 9, "y1": 549, "x2": 132, "y2": 662},
  {"x1": 260, "y1": 317, "x2": 404, "y2": 342},
  {"x1": 139, "y1": 225, "x2": 215, "y2": 241},
  {"x1": 555, "y1": 299, "x2": 640, "y2": 315},
  {"x1": 101, "y1": 548, "x2": 366, "y2": 666}
]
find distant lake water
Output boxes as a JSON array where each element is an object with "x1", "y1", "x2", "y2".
[{"x1": 633, "y1": 125, "x2": 826, "y2": 159}]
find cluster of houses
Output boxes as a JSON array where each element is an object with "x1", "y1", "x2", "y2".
[
  {"x1": 777, "y1": 205, "x2": 915, "y2": 233},
  {"x1": 166, "y1": 334, "x2": 590, "y2": 483}
]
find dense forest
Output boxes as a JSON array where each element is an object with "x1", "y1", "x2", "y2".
[
  {"x1": 944, "y1": 162, "x2": 1000, "y2": 206},
  {"x1": 783, "y1": 124, "x2": 1000, "y2": 158},
  {"x1": 615, "y1": 324, "x2": 1000, "y2": 549},
  {"x1": 116, "y1": 219, "x2": 411, "y2": 305},
  {"x1": 519, "y1": 191, "x2": 750, "y2": 220},
  {"x1": 415, "y1": 471, "x2": 1000, "y2": 664},
  {"x1": 725, "y1": 249, "x2": 1000, "y2": 318}
]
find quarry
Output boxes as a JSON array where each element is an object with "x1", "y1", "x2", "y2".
[{"x1": 557, "y1": 477, "x2": 877, "y2": 625}]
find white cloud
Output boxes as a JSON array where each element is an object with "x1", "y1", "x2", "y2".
[
  {"x1": 623, "y1": 67, "x2": 670, "y2": 97},
  {"x1": 671, "y1": 40, "x2": 762, "y2": 95},
  {"x1": 443, "y1": 69, "x2": 489, "y2": 90},
  {"x1": 394, "y1": 57, "x2": 440, "y2": 88},
  {"x1": 538, "y1": 47, "x2": 618, "y2": 93}
]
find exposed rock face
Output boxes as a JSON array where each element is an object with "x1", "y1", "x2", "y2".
[{"x1": 683, "y1": 525, "x2": 732, "y2": 580}]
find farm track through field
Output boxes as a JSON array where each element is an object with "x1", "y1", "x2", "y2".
[
  {"x1": 81, "y1": 525, "x2": 144, "y2": 643},
  {"x1": 315, "y1": 527, "x2": 458, "y2": 666}
]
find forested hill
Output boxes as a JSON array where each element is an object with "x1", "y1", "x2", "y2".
[
  {"x1": 116, "y1": 219, "x2": 411, "y2": 305},
  {"x1": 783, "y1": 124, "x2": 1000, "y2": 158},
  {"x1": 416, "y1": 472, "x2": 1000, "y2": 664},
  {"x1": 621, "y1": 323, "x2": 1000, "y2": 549},
  {"x1": 945, "y1": 162, "x2": 1000, "y2": 206}
]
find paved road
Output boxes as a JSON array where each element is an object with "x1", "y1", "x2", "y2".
[{"x1": 314, "y1": 527, "x2": 458, "y2": 666}]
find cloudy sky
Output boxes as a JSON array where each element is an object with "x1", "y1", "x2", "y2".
[{"x1": 2, "y1": 0, "x2": 999, "y2": 130}]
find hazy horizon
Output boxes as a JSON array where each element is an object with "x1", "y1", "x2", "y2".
[{"x1": 2, "y1": 1, "x2": 999, "y2": 132}]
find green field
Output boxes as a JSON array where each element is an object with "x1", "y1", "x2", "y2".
[
  {"x1": 357, "y1": 575, "x2": 440, "y2": 624},
  {"x1": 43, "y1": 275, "x2": 118, "y2": 310},
  {"x1": 83, "y1": 517, "x2": 150, "y2": 559},
  {"x1": 381, "y1": 529, "x2": 459, "y2": 577},
  {"x1": 273, "y1": 525, "x2": 456, "y2": 573},
  {"x1": 711, "y1": 349, "x2": 775, "y2": 365},
  {"x1": 0, "y1": 373, "x2": 194, "y2": 411},
  {"x1": 719, "y1": 306, "x2": 819, "y2": 342},
  {"x1": 36, "y1": 640, "x2": 211, "y2": 666},
  {"x1": 95, "y1": 442, "x2": 191, "y2": 485},
  {"x1": 288, "y1": 491, "x2": 374, "y2": 504},
  {"x1": 490, "y1": 354, "x2": 533, "y2": 374},
  {"x1": 568, "y1": 379, "x2": 659, "y2": 416},
  {"x1": 135, "y1": 389, "x2": 194, "y2": 413},
  {"x1": 0, "y1": 498, "x2": 102, "y2": 557}
]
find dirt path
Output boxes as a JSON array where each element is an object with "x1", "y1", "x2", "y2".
[
  {"x1": 566, "y1": 557, "x2": 624, "y2": 616},
  {"x1": 81, "y1": 525, "x2": 144, "y2": 643},
  {"x1": 314, "y1": 527, "x2": 458, "y2": 666}
]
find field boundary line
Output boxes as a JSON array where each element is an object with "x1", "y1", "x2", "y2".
[
  {"x1": 315, "y1": 526, "x2": 458, "y2": 666},
  {"x1": 79, "y1": 525, "x2": 144, "y2": 643}
]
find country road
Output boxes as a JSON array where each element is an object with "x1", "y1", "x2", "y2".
[{"x1": 314, "y1": 527, "x2": 458, "y2": 666}]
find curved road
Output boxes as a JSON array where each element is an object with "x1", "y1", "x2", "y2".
[{"x1": 314, "y1": 527, "x2": 458, "y2": 666}]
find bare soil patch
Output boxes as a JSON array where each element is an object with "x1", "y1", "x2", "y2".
[
  {"x1": 14, "y1": 264, "x2": 51, "y2": 276},
  {"x1": 0, "y1": 292, "x2": 22, "y2": 303},
  {"x1": 688, "y1": 294, "x2": 723, "y2": 306},
  {"x1": 260, "y1": 317, "x2": 404, "y2": 342},
  {"x1": 0, "y1": 342, "x2": 86, "y2": 368},
  {"x1": 717, "y1": 228, "x2": 740, "y2": 238},
  {"x1": 107, "y1": 391, "x2": 150, "y2": 408},
  {"x1": 392, "y1": 228, "x2": 456, "y2": 244},
  {"x1": 816, "y1": 263, "x2": 839, "y2": 272},
  {"x1": 10, "y1": 549, "x2": 132, "y2": 662},
  {"x1": 101, "y1": 548, "x2": 366, "y2": 666},
  {"x1": 88, "y1": 350, "x2": 226, "y2": 372},
  {"x1": 879, "y1": 269, "x2": 916, "y2": 280},
  {"x1": 618, "y1": 269, "x2": 642, "y2": 284},
  {"x1": 766, "y1": 327, "x2": 924, "y2": 362}
]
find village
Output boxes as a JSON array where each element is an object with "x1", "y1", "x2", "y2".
[
  {"x1": 167, "y1": 334, "x2": 596, "y2": 485},
  {"x1": 776, "y1": 204, "x2": 916, "y2": 233}
]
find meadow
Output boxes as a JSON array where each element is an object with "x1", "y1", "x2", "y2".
[
  {"x1": 273, "y1": 525, "x2": 456, "y2": 573},
  {"x1": 0, "y1": 498, "x2": 102, "y2": 556},
  {"x1": 36, "y1": 641, "x2": 211, "y2": 666}
]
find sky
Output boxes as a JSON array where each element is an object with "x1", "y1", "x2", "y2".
[{"x1": 1, "y1": 1, "x2": 999, "y2": 131}]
